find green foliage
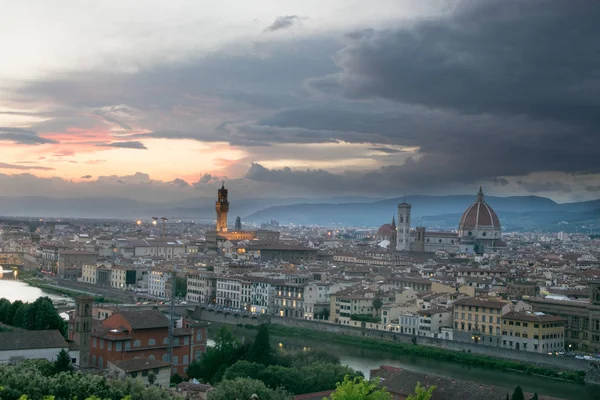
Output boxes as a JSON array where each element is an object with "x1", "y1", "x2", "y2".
[
  {"x1": 511, "y1": 386, "x2": 525, "y2": 400},
  {"x1": 350, "y1": 314, "x2": 380, "y2": 323},
  {"x1": 406, "y1": 382, "x2": 436, "y2": 400},
  {"x1": 0, "y1": 360, "x2": 182, "y2": 400},
  {"x1": 247, "y1": 324, "x2": 274, "y2": 365},
  {"x1": 372, "y1": 296, "x2": 383, "y2": 313},
  {"x1": 170, "y1": 373, "x2": 184, "y2": 386},
  {"x1": 224, "y1": 359, "x2": 362, "y2": 396},
  {"x1": 262, "y1": 324, "x2": 586, "y2": 383},
  {"x1": 0, "y1": 297, "x2": 66, "y2": 336},
  {"x1": 530, "y1": 393, "x2": 539, "y2": 400},
  {"x1": 175, "y1": 277, "x2": 187, "y2": 298},
  {"x1": 53, "y1": 349, "x2": 73, "y2": 374},
  {"x1": 329, "y1": 376, "x2": 392, "y2": 400},
  {"x1": 207, "y1": 377, "x2": 291, "y2": 400},
  {"x1": 187, "y1": 326, "x2": 249, "y2": 384}
]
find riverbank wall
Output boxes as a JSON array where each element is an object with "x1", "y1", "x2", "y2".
[{"x1": 190, "y1": 308, "x2": 592, "y2": 376}]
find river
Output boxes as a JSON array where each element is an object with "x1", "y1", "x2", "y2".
[
  {"x1": 0, "y1": 272, "x2": 69, "y2": 303},
  {"x1": 209, "y1": 326, "x2": 596, "y2": 400}
]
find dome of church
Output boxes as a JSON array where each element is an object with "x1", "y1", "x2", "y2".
[
  {"x1": 458, "y1": 187, "x2": 501, "y2": 237},
  {"x1": 377, "y1": 223, "x2": 394, "y2": 236}
]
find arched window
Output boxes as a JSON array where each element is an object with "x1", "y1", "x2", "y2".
[
  {"x1": 400, "y1": 216, "x2": 403, "y2": 223},
  {"x1": 148, "y1": 355, "x2": 155, "y2": 360},
  {"x1": 84, "y1": 304, "x2": 90, "y2": 316},
  {"x1": 134, "y1": 340, "x2": 141, "y2": 348},
  {"x1": 148, "y1": 338, "x2": 156, "y2": 346},
  {"x1": 98, "y1": 356, "x2": 103, "y2": 369},
  {"x1": 162, "y1": 337, "x2": 170, "y2": 345}
]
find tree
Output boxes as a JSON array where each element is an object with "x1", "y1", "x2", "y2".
[
  {"x1": 53, "y1": 349, "x2": 73, "y2": 373},
  {"x1": 247, "y1": 324, "x2": 274, "y2": 366},
  {"x1": 406, "y1": 382, "x2": 436, "y2": 400},
  {"x1": 207, "y1": 378, "x2": 291, "y2": 400},
  {"x1": 147, "y1": 371, "x2": 156, "y2": 385},
  {"x1": 511, "y1": 386, "x2": 525, "y2": 400},
  {"x1": 372, "y1": 296, "x2": 383, "y2": 314},
  {"x1": 329, "y1": 376, "x2": 392, "y2": 400},
  {"x1": 530, "y1": 393, "x2": 539, "y2": 400}
]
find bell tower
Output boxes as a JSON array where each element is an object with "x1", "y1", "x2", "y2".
[
  {"x1": 215, "y1": 183, "x2": 229, "y2": 233},
  {"x1": 73, "y1": 296, "x2": 93, "y2": 368},
  {"x1": 397, "y1": 201, "x2": 412, "y2": 251}
]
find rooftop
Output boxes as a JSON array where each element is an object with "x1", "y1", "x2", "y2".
[
  {"x1": 0, "y1": 329, "x2": 68, "y2": 352},
  {"x1": 110, "y1": 358, "x2": 171, "y2": 373}
]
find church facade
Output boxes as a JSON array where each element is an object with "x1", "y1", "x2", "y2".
[{"x1": 381, "y1": 187, "x2": 506, "y2": 254}]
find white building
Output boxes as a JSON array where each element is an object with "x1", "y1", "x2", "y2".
[
  {"x1": 148, "y1": 271, "x2": 172, "y2": 299},
  {"x1": 216, "y1": 277, "x2": 242, "y2": 309},
  {"x1": 250, "y1": 279, "x2": 277, "y2": 315},
  {"x1": 417, "y1": 309, "x2": 453, "y2": 338},
  {"x1": 80, "y1": 264, "x2": 97, "y2": 284},
  {"x1": 187, "y1": 273, "x2": 216, "y2": 304},
  {"x1": 0, "y1": 330, "x2": 79, "y2": 365}
]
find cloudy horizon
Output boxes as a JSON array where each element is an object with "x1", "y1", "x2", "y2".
[{"x1": 1, "y1": 0, "x2": 599, "y2": 203}]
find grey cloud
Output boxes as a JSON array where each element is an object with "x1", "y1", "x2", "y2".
[
  {"x1": 307, "y1": 1, "x2": 600, "y2": 126},
  {"x1": 0, "y1": 127, "x2": 59, "y2": 144},
  {"x1": 96, "y1": 141, "x2": 147, "y2": 149},
  {"x1": 491, "y1": 177, "x2": 509, "y2": 186},
  {"x1": 263, "y1": 16, "x2": 301, "y2": 32},
  {"x1": 81, "y1": 175, "x2": 92, "y2": 179},
  {"x1": 0, "y1": 162, "x2": 54, "y2": 171},
  {"x1": 517, "y1": 180, "x2": 573, "y2": 193},
  {"x1": 585, "y1": 185, "x2": 600, "y2": 192},
  {"x1": 369, "y1": 147, "x2": 402, "y2": 154},
  {"x1": 169, "y1": 178, "x2": 190, "y2": 187}
]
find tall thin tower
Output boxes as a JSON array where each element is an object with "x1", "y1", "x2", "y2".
[
  {"x1": 215, "y1": 183, "x2": 229, "y2": 233},
  {"x1": 397, "y1": 201, "x2": 412, "y2": 251}
]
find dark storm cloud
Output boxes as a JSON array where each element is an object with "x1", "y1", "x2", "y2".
[
  {"x1": 263, "y1": 16, "x2": 301, "y2": 32},
  {"x1": 0, "y1": 162, "x2": 54, "y2": 171},
  {"x1": 0, "y1": 127, "x2": 59, "y2": 144},
  {"x1": 307, "y1": 1, "x2": 600, "y2": 125},
  {"x1": 96, "y1": 141, "x2": 147, "y2": 149},
  {"x1": 516, "y1": 180, "x2": 573, "y2": 194}
]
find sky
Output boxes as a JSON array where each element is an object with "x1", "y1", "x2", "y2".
[{"x1": 1, "y1": 0, "x2": 599, "y2": 203}]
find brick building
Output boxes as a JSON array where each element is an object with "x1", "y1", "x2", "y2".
[{"x1": 87, "y1": 310, "x2": 207, "y2": 376}]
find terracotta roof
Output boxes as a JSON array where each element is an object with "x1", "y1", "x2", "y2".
[
  {"x1": 453, "y1": 298, "x2": 508, "y2": 309},
  {"x1": 110, "y1": 358, "x2": 170, "y2": 373},
  {"x1": 0, "y1": 329, "x2": 68, "y2": 351},
  {"x1": 458, "y1": 187, "x2": 500, "y2": 230},
  {"x1": 503, "y1": 311, "x2": 565, "y2": 323},
  {"x1": 115, "y1": 310, "x2": 170, "y2": 330}
]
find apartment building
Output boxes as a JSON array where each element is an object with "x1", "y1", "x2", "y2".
[
  {"x1": 186, "y1": 273, "x2": 216, "y2": 304},
  {"x1": 329, "y1": 287, "x2": 377, "y2": 324},
  {"x1": 88, "y1": 310, "x2": 207, "y2": 376},
  {"x1": 452, "y1": 298, "x2": 512, "y2": 345},
  {"x1": 417, "y1": 309, "x2": 452, "y2": 338},
  {"x1": 216, "y1": 277, "x2": 242, "y2": 309},
  {"x1": 57, "y1": 250, "x2": 98, "y2": 279},
  {"x1": 148, "y1": 271, "x2": 172, "y2": 299},
  {"x1": 274, "y1": 282, "x2": 305, "y2": 318},
  {"x1": 501, "y1": 311, "x2": 565, "y2": 353},
  {"x1": 81, "y1": 264, "x2": 98, "y2": 284},
  {"x1": 250, "y1": 279, "x2": 277, "y2": 315}
]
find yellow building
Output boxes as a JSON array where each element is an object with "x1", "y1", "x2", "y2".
[
  {"x1": 452, "y1": 298, "x2": 511, "y2": 345},
  {"x1": 501, "y1": 311, "x2": 565, "y2": 353}
]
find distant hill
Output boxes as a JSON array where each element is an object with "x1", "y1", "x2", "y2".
[
  {"x1": 0, "y1": 195, "x2": 382, "y2": 221},
  {"x1": 244, "y1": 195, "x2": 600, "y2": 231}
]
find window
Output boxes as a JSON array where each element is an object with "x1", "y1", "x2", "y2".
[
  {"x1": 99, "y1": 339, "x2": 104, "y2": 349},
  {"x1": 163, "y1": 337, "x2": 170, "y2": 345},
  {"x1": 93, "y1": 337, "x2": 97, "y2": 348},
  {"x1": 183, "y1": 355, "x2": 189, "y2": 365},
  {"x1": 196, "y1": 331, "x2": 203, "y2": 341},
  {"x1": 148, "y1": 338, "x2": 156, "y2": 346},
  {"x1": 108, "y1": 341, "x2": 112, "y2": 351},
  {"x1": 116, "y1": 342, "x2": 122, "y2": 351},
  {"x1": 173, "y1": 355, "x2": 179, "y2": 365},
  {"x1": 134, "y1": 340, "x2": 141, "y2": 348}
]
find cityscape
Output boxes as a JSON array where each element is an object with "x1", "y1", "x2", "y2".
[{"x1": 1, "y1": 1, "x2": 599, "y2": 400}]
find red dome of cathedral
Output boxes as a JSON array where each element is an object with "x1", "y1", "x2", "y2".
[
  {"x1": 377, "y1": 224, "x2": 394, "y2": 236},
  {"x1": 458, "y1": 187, "x2": 501, "y2": 234}
]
